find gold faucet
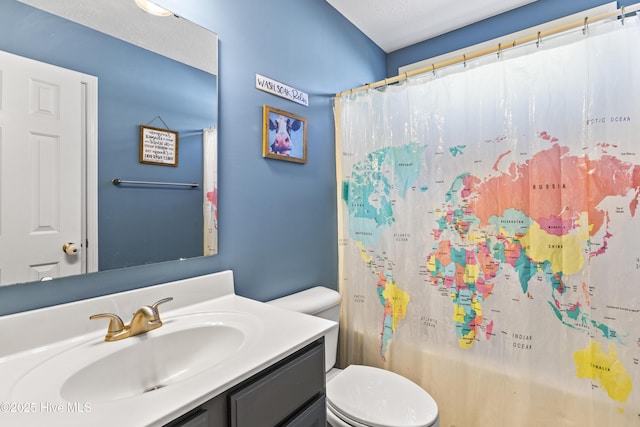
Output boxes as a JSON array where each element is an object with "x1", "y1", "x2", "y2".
[{"x1": 90, "y1": 297, "x2": 173, "y2": 342}]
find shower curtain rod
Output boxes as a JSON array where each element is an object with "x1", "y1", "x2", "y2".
[{"x1": 336, "y1": 3, "x2": 640, "y2": 98}]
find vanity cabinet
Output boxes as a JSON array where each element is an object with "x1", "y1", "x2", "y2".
[{"x1": 165, "y1": 338, "x2": 326, "y2": 427}]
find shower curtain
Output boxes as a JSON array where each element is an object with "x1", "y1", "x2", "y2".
[
  {"x1": 335, "y1": 17, "x2": 640, "y2": 427},
  {"x1": 203, "y1": 127, "x2": 218, "y2": 256}
]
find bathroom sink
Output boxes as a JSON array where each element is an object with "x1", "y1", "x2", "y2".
[
  {"x1": 61, "y1": 322, "x2": 243, "y2": 402},
  {"x1": 10, "y1": 311, "x2": 259, "y2": 404}
]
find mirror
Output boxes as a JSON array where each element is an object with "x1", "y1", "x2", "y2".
[{"x1": 0, "y1": 0, "x2": 218, "y2": 286}]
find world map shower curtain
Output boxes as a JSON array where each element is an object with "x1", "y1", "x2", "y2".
[
  {"x1": 203, "y1": 126, "x2": 218, "y2": 256},
  {"x1": 335, "y1": 17, "x2": 640, "y2": 426}
]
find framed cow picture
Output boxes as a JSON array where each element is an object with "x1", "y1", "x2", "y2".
[{"x1": 262, "y1": 105, "x2": 307, "y2": 164}]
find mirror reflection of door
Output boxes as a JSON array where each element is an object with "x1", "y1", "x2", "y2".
[{"x1": 0, "y1": 50, "x2": 96, "y2": 285}]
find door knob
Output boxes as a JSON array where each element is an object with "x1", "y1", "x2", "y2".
[{"x1": 62, "y1": 242, "x2": 79, "y2": 256}]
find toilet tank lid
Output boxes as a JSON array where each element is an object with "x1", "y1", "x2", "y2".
[{"x1": 267, "y1": 286, "x2": 341, "y2": 314}]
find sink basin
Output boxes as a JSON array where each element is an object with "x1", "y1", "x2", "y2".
[
  {"x1": 10, "y1": 311, "x2": 260, "y2": 404},
  {"x1": 62, "y1": 322, "x2": 243, "y2": 402}
]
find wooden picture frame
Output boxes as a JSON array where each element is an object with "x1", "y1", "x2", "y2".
[
  {"x1": 262, "y1": 105, "x2": 307, "y2": 164},
  {"x1": 139, "y1": 125, "x2": 179, "y2": 167}
]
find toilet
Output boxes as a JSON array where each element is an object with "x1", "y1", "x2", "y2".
[{"x1": 268, "y1": 286, "x2": 439, "y2": 427}]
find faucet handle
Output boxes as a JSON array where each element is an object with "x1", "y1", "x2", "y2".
[
  {"x1": 149, "y1": 297, "x2": 174, "y2": 321},
  {"x1": 89, "y1": 313, "x2": 125, "y2": 334}
]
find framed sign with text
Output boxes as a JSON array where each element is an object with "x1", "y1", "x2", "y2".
[{"x1": 139, "y1": 125, "x2": 179, "y2": 167}]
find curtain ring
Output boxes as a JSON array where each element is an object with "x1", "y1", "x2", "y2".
[
  {"x1": 583, "y1": 17, "x2": 589, "y2": 35},
  {"x1": 536, "y1": 32, "x2": 542, "y2": 48},
  {"x1": 463, "y1": 54, "x2": 467, "y2": 68},
  {"x1": 432, "y1": 64, "x2": 436, "y2": 76},
  {"x1": 621, "y1": 6, "x2": 626, "y2": 25},
  {"x1": 497, "y1": 43, "x2": 502, "y2": 58}
]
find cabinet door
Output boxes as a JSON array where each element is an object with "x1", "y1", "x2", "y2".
[
  {"x1": 283, "y1": 395, "x2": 327, "y2": 427},
  {"x1": 229, "y1": 340, "x2": 325, "y2": 427}
]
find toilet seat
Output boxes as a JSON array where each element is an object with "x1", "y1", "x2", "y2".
[
  {"x1": 326, "y1": 365, "x2": 438, "y2": 427},
  {"x1": 327, "y1": 406, "x2": 370, "y2": 427}
]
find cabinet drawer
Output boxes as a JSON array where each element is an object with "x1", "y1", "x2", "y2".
[
  {"x1": 229, "y1": 339, "x2": 325, "y2": 427},
  {"x1": 166, "y1": 409, "x2": 209, "y2": 427}
]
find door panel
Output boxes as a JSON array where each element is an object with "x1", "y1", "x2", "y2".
[{"x1": 0, "y1": 50, "x2": 83, "y2": 285}]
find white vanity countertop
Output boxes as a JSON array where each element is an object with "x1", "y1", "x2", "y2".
[{"x1": 0, "y1": 271, "x2": 336, "y2": 426}]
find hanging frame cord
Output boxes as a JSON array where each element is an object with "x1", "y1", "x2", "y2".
[
  {"x1": 145, "y1": 115, "x2": 172, "y2": 130},
  {"x1": 336, "y1": 4, "x2": 640, "y2": 98}
]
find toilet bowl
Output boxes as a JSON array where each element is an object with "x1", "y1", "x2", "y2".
[{"x1": 268, "y1": 287, "x2": 439, "y2": 427}]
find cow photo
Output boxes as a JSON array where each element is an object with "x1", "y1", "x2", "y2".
[{"x1": 262, "y1": 105, "x2": 307, "y2": 164}]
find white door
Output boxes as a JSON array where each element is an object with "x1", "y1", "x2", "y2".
[{"x1": 0, "y1": 50, "x2": 84, "y2": 285}]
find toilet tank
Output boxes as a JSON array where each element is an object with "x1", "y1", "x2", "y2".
[{"x1": 267, "y1": 286, "x2": 341, "y2": 372}]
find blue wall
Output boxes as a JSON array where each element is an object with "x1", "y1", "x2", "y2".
[
  {"x1": 387, "y1": 0, "x2": 636, "y2": 76},
  {"x1": 157, "y1": 0, "x2": 386, "y2": 302},
  {"x1": 0, "y1": 0, "x2": 385, "y2": 315}
]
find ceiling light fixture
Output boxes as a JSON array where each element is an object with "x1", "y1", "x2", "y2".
[{"x1": 134, "y1": 0, "x2": 173, "y2": 17}]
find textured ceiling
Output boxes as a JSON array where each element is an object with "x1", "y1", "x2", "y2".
[
  {"x1": 326, "y1": 0, "x2": 539, "y2": 52},
  {"x1": 18, "y1": 0, "x2": 217, "y2": 75}
]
